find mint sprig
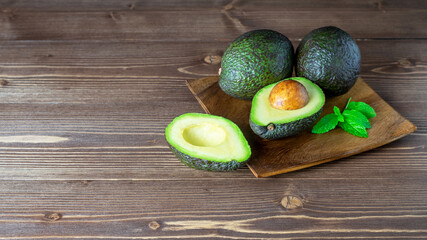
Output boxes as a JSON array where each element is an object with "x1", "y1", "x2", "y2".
[{"x1": 312, "y1": 98, "x2": 376, "y2": 138}]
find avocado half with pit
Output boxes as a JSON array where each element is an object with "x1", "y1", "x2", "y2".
[
  {"x1": 249, "y1": 77, "x2": 325, "y2": 140},
  {"x1": 165, "y1": 113, "x2": 251, "y2": 171}
]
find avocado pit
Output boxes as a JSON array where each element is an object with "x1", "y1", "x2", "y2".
[{"x1": 268, "y1": 80, "x2": 310, "y2": 110}]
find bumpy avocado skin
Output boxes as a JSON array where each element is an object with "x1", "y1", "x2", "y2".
[
  {"x1": 296, "y1": 26, "x2": 361, "y2": 96},
  {"x1": 219, "y1": 29, "x2": 294, "y2": 100},
  {"x1": 249, "y1": 108, "x2": 323, "y2": 140},
  {"x1": 169, "y1": 145, "x2": 249, "y2": 171}
]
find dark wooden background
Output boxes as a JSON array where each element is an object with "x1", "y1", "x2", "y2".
[{"x1": 0, "y1": 0, "x2": 426, "y2": 239}]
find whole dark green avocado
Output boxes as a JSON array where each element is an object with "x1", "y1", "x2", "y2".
[
  {"x1": 219, "y1": 29, "x2": 294, "y2": 100},
  {"x1": 296, "y1": 26, "x2": 361, "y2": 96}
]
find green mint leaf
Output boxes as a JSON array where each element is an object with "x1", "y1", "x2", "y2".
[
  {"x1": 312, "y1": 114, "x2": 339, "y2": 134},
  {"x1": 337, "y1": 114, "x2": 344, "y2": 123},
  {"x1": 347, "y1": 101, "x2": 376, "y2": 119},
  {"x1": 333, "y1": 106, "x2": 344, "y2": 122},
  {"x1": 343, "y1": 109, "x2": 371, "y2": 128},
  {"x1": 344, "y1": 97, "x2": 352, "y2": 109},
  {"x1": 339, "y1": 121, "x2": 368, "y2": 138},
  {"x1": 333, "y1": 106, "x2": 341, "y2": 115}
]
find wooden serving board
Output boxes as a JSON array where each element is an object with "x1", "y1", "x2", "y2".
[{"x1": 186, "y1": 76, "x2": 417, "y2": 177}]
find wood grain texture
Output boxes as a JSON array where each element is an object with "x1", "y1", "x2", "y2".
[
  {"x1": 0, "y1": 0, "x2": 425, "y2": 238},
  {"x1": 2, "y1": 0, "x2": 427, "y2": 12},
  {"x1": 186, "y1": 76, "x2": 417, "y2": 177},
  {"x1": 0, "y1": 6, "x2": 426, "y2": 41},
  {"x1": 0, "y1": 179, "x2": 425, "y2": 239}
]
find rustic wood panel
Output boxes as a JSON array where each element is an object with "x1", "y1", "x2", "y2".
[
  {"x1": 0, "y1": 9, "x2": 426, "y2": 41},
  {"x1": 2, "y1": 0, "x2": 426, "y2": 12},
  {"x1": 0, "y1": 40, "x2": 425, "y2": 69},
  {"x1": 0, "y1": 179, "x2": 425, "y2": 238},
  {"x1": 0, "y1": 0, "x2": 425, "y2": 238}
]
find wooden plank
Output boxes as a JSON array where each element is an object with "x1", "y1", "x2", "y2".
[
  {"x1": 0, "y1": 9, "x2": 425, "y2": 41},
  {"x1": 0, "y1": 40, "x2": 425, "y2": 88},
  {"x1": 0, "y1": 40, "x2": 424, "y2": 71},
  {"x1": 0, "y1": 39, "x2": 424, "y2": 67},
  {"x1": 0, "y1": 179, "x2": 425, "y2": 238},
  {"x1": 2, "y1": 0, "x2": 426, "y2": 11}
]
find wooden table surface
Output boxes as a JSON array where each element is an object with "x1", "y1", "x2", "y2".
[{"x1": 0, "y1": 1, "x2": 426, "y2": 239}]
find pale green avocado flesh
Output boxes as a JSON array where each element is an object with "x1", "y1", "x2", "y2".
[
  {"x1": 250, "y1": 77, "x2": 325, "y2": 139},
  {"x1": 165, "y1": 113, "x2": 251, "y2": 171}
]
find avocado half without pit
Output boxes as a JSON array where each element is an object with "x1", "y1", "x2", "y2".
[
  {"x1": 249, "y1": 77, "x2": 325, "y2": 140},
  {"x1": 165, "y1": 113, "x2": 251, "y2": 171}
]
